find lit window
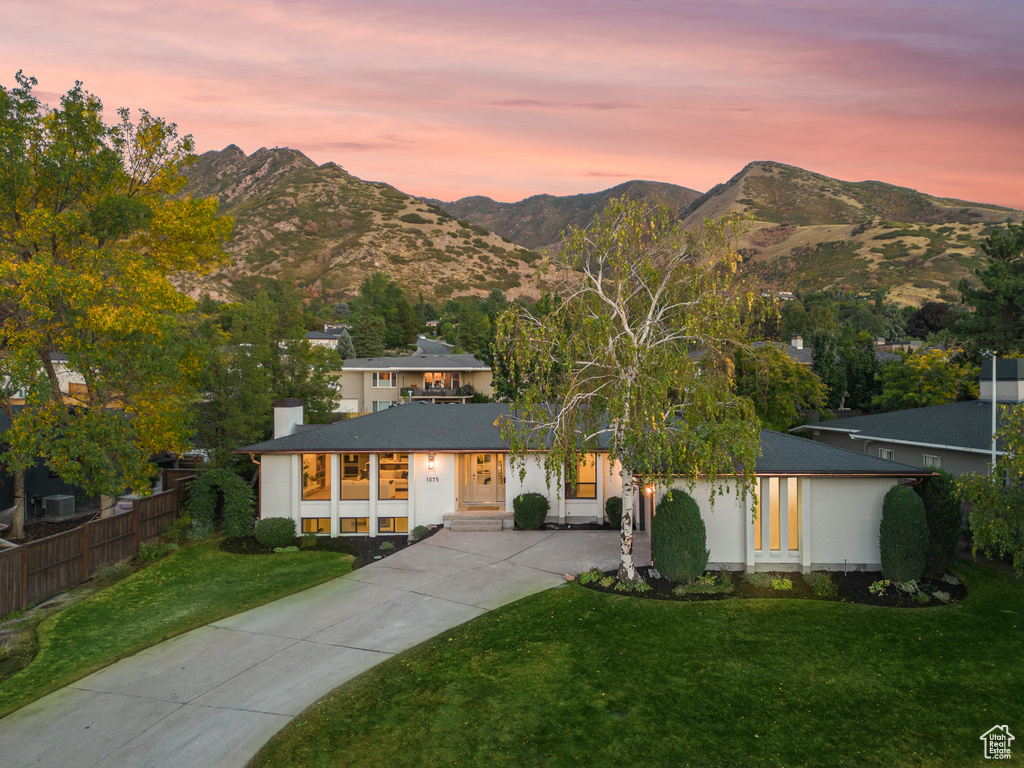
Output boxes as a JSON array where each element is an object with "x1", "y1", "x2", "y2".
[
  {"x1": 378, "y1": 453, "x2": 409, "y2": 500},
  {"x1": 565, "y1": 454, "x2": 597, "y2": 499},
  {"x1": 378, "y1": 517, "x2": 409, "y2": 533},
  {"x1": 339, "y1": 517, "x2": 369, "y2": 533},
  {"x1": 302, "y1": 454, "x2": 331, "y2": 500},
  {"x1": 341, "y1": 454, "x2": 370, "y2": 500},
  {"x1": 755, "y1": 477, "x2": 800, "y2": 553},
  {"x1": 372, "y1": 371, "x2": 395, "y2": 388},
  {"x1": 301, "y1": 517, "x2": 330, "y2": 534}
]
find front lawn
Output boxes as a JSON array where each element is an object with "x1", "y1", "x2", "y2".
[
  {"x1": 252, "y1": 560, "x2": 1023, "y2": 768},
  {"x1": 0, "y1": 537, "x2": 352, "y2": 718}
]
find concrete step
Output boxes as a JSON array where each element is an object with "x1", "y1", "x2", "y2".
[{"x1": 449, "y1": 518, "x2": 505, "y2": 532}]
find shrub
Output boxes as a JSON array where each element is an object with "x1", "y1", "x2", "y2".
[
  {"x1": 771, "y1": 577, "x2": 793, "y2": 591},
  {"x1": 95, "y1": 561, "x2": 132, "y2": 584},
  {"x1": 137, "y1": 543, "x2": 178, "y2": 562},
  {"x1": 806, "y1": 571, "x2": 838, "y2": 597},
  {"x1": 913, "y1": 469, "x2": 961, "y2": 576},
  {"x1": 744, "y1": 572, "x2": 774, "y2": 589},
  {"x1": 880, "y1": 485, "x2": 928, "y2": 581},
  {"x1": 411, "y1": 525, "x2": 430, "y2": 541},
  {"x1": 513, "y1": 492, "x2": 548, "y2": 530},
  {"x1": 651, "y1": 489, "x2": 709, "y2": 584},
  {"x1": 254, "y1": 517, "x2": 297, "y2": 549},
  {"x1": 163, "y1": 513, "x2": 192, "y2": 544},
  {"x1": 605, "y1": 496, "x2": 623, "y2": 528},
  {"x1": 186, "y1": 468, "x2": 256, "y2": 539},
  {"x1": 379, "y1": 541, "x2": 395, "y2": 551},
  {"x1": 300, "y1": 532, "x2": 318, "y2": 550},
  {"x1": 399, "y1": 212, "x2": 429, "y2": 225}
]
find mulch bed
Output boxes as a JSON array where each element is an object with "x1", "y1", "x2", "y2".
[
  {"x1": 220, "y1": 524, "x2": 443, "y2": 569},
  {"x1": 579, "y1": 566, "x2": 968, "y2": 608}
]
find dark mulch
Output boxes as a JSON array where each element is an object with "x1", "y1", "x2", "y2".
[
  {"x1": 3, "y1": 515, "x2": 100, "y2": 544},
  {"x1": 220, "y1": 524, "x2": 443, "y2": 569},
  {"x1": 579, "y1": 566, "x2": 968, "y2": 608}
]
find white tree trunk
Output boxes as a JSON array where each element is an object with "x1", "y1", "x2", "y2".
[
  {"x1": 618, "y1": 466, "x2": 638, "y2": 582},
  {"x1": 11, "y1": 468, "x2": 26, "y2": 539}
]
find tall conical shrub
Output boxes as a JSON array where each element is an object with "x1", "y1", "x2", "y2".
[
  {"x1": 880, "y1": 485, "x2": 928, "y2": 581},
  {"x1": 652, "y1": 489, "x2": 709, "y2": 584},
  {"x1": 914, "y1": 469, "x2": 961, "y2": 576}
]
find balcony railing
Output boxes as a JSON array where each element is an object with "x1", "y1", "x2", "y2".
[{"x1": 409, "y1": 385, "x2": 474, "y2": 399}]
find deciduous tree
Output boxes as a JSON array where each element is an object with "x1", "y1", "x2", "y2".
[
  {"x1": 734, "y1": 346, "x2": 826, "y2": 431},
  {"x1": 0, "y1": 73, "x2": 231, "y2": 536},
  {"x1": 496, "y1": 198, "x2": 759, "y2": 581},
  {"x1": 870, "y1": 348, "x2": 979, "y2": 412}
]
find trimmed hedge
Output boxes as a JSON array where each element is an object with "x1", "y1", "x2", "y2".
[
  {"x1": 255, "y1": 517, "x2": 298, "y2": 549},
  {"x1": 880, "y1": 485, "x2": 928, "y2": 582},
  {"x1": 652, "y1": 489, "x2": 709, "y2": 584},
  {"x1": 914, "y1": 469, "x2": 961, "y2": 576},
  {"x1": 513, "y1": 492, "x2": 548, "y2": 530}
]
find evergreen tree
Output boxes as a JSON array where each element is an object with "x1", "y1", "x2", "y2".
[
  {"x1": 336, "y1": 328, "x2": 356, "y2": 360},
  {"x1": 956, "y1": 222, "x2": 1024, "y2": 354}
]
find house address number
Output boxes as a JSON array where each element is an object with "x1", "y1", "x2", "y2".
[{"x1": 425, "y1": 476, "x2": 440, "y2": 483}]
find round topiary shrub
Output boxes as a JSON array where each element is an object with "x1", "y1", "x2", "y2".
[
  {"x1": 254, "y1": 517, "x2": 297, "y2": 549},
  {"x1": 513, "y1": 492, "x2": 548, "y2": 530},
  {"x1": 880, "y1": 485, "x2": 928, "y2": 582},
  {"x1": 605, "y1": 496, "x2": 623, "y2": 529},
  {"x1": 652, "y1": 489, "x2": 709, "y2": 584}
]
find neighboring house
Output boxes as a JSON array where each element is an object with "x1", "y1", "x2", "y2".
[
  {"x1": 305, "y1": 330, "x2": 341, "y2": 350},
  {"x1": 791, "y1": 358, "x2": 1024, "y2": 476},
  {"x1": 780, "y1": 336, "x2": 900, "y2": 367},
  {"x1": 240, "y1": 400, "x2": 931, "y2": 572},
  {"x1": 335, "y1": 352, "x2": 493, "y2": 413},
  {"x1": 4, "y1": 352, "x2": 88, "y2": 406}
]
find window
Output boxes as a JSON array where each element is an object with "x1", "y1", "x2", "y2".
[
  {"x1": 378, "y1": 453, "x2": 409, "y2": 500},
  {"x1": 755, "y1": 477, "x2": 800, "y2": 553},
  {"x1": 878, "y1": 448, "x2": 895, "y2": 461},
  {"x1": 372, "y1": 400, "x2": 395, "y2": 412},
  {"x1": 301, "y1": 517, "x2": 331, "y2": 534},
  {"x1": 339, "y1": 517, "x2": 369, "y2": 533},
  {"x1": 372, "y1": 371, "x2": 396, "y2": 388},
  {"x1": 565, "y1": 454, "x2": 597, "y2": 499},
  {"x1": 301, "y1": 454, "x2": 331, "y2": 500},
  {"x1": 922, "y1": 454, "x2": 941, "y2": 468},
  {"x1": 378, "y1": 517, "x2": 409, "y2": 533},
  {"x1": 341, "y1": 454, "x2": 370, "y2": 500}
]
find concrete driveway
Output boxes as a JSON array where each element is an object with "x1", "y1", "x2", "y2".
[{"x1": 0, "y1": 528, "x2": 644, "y2": 768}]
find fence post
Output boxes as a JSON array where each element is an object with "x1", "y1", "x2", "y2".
[
  {"x1": 81, "y1": 524, "x2": 90, "y2": 581},
  {"x1": 132, "y1": 502, "x2": 141, "y2": 551},
  {"x1": 20, "y1": 546, "x2": 28, "y2": 611}
]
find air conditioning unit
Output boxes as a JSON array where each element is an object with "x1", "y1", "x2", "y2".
[{"x1": 43, "y1": 494, "x2": 76, "y2": 521}]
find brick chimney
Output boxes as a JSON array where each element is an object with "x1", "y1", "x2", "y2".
[{"x1": 273, "y1": 398, "x2": 305, "y2": 438}]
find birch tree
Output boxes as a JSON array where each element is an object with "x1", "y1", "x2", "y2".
[
  {"x1": 0, "y1": 73, "x2": 231, "y2": 536},
  {"x1": 496, "y1": 198, "x2": 760, "y2": 581}
]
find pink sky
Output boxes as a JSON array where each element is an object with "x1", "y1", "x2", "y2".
[{"x1": 4, "y1": 0, "x2": 1023, "y2": 209}]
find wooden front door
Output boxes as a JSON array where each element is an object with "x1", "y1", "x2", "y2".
[{"x1": 462, "y1": 454, "x2": 506, "y2": 504}]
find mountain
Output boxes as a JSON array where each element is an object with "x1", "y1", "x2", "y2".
[
  {"x1": 681, "y1": 161, "x2": 1022, "y2": 305},
  {"x1": 178, "y1": 146, "x2": 547, "y2": 304},
  {"x1": 438, "y1": 180, "x2": 702, "y2": 251}
]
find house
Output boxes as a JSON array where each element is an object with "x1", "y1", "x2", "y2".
[
  {"x1": 335, "y1": 351, "x2": 493, "y2": 413},
  {"x1": 790, "y1": 358, "x2": 1023, "y2": 476},
  {"x1": 240, "y1": 400, "x2": 932, "y2": 572}
]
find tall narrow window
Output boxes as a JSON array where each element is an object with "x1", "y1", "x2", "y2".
[
  {"x1": 756, "y1": 477, "x2": 799, "y2": 553},
  {"x1": 378, "y1": 453, "x2": 409, "y2": 500},
  {"x1": 769, "y1": 477, "x2": 780, "y2": 551},
  {"x1": 565, "y1": 454, "x2": 597, "y2": 499},
  {"x1": 787, "y1": 477, "x2": 800, "y2": 551},
  {"x1": 302, "y1": 454, "x2": 331, "y2": 500},
  {"x1": 340, "y1": 454, "x2": 370, "y2": 500}
]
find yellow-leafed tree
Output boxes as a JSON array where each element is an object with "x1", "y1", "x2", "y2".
[{"x1": 0, "y1": 72, "x2": 231, "y2": 536}]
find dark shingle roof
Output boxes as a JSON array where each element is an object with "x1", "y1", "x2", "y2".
[
  {"x1": 791, "y1": 400, "x2": 1005, "y2": 454},
  {"x1": 240, "y1": 405, "x2": 929, "y2": 476}
]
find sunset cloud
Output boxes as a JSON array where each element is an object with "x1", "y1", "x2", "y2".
[{"x1": 2, "y1": 0, "x2": 1021, "y2": 208}]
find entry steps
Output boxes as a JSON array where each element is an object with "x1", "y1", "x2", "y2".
[{"x1": 444, "y1": 510, "x2": 514, "y2": 532}]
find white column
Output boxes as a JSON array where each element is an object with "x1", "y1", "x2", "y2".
[
  {"x1": 369, "y1": 454, "x2": 379, "y2": 537},
  {"x1": 801, "y1": 477, "x2": 812, "y2": 573},
  {"x1": 290, "y1": 454, "x2": 300, "y2": 524},
  {"x1": 745, "y1": 487, "x2": 756, "y2": 573},
  {"x1": 330, "y1": 454, "x2": 340, "y2": 538},
  {"x1": 407, "y1": 453, "x2": 417, "y2": 534}
]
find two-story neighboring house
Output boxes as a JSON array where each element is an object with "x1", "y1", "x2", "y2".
[{"x1": 335, "y1": 352, "x2": 494, "y2": 414}]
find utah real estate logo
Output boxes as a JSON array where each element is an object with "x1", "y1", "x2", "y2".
[{"x1": 980, "y1": 725, "x2": 1014, "y2": 760}]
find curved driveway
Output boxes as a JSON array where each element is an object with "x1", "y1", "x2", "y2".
[{"x1": 0, "y1": 529, "x2": 643, "y2": 768}]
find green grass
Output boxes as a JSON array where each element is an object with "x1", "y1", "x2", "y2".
[
  {"x1": 252, "y1": 561, "x2": 1023, "y2": 768},
  {"x1": 0, "y1": 538, "x2": 352, "y2": 718}
]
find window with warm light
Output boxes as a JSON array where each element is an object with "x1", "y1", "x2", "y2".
[
  {"x1": 301, "y1": 454, "x2": 331, "y2": 500},
  {"x1": 565, "y1": 454, "x2": 597, "y2": 499},
  {"x1": 372, "y1": 371, "x2": 396, "y2": 388},
  {"x1": 754, "y1": 477, "x2": 800, "y2": 552},
  {"x1": 301, "y1": 517, "x2": 331, "y2": 534},
  {"x1": 378, "y1": 453, "x2": 409, "y2": 500},
  {"x1": 378, "y1": 517, "x2": 409, "y2": 533},
  {"x1": 339, "y1": 517, "x2": 369, "y2": 533},
  {"x1": 341, "y1": 454, "x2": 370, "y2": 500}
]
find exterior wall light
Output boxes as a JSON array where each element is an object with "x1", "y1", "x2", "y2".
[{"x1": 428, "y1": 453, "x2": 436, "y2": 471}]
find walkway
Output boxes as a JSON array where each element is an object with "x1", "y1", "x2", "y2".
[{"x1": 0, "y1": 529, "x2": 649, "y2": 768}]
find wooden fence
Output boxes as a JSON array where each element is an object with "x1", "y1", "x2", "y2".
[{"x1": 0, "y1": 472, "x2": 194, "y2": 617}]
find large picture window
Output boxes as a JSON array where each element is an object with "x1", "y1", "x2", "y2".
[
  {"x1": 340, "y1": 517, "x2": 369, "y2": 533},
  {"x1": 378, "y1": 453, "x2": 409, "y2": 500},
  {"x1": 341, "y1": 454, "x2": 370, "y2": 500},
  {"x1": 378, "y1": 517, "x2": 409, "y2": 533},
  {"x1": 372, "y1": 371, "x2": 396, "y2": 388},
  {"x1": 302, "y1": 454, "x2": 331, "y2": 500},
  {"x1": 301, "y1": 517, "x2": 331, "y2": 534},
  {"x1": 565, "y1": 454, "x2": 597, "y2": 499}
]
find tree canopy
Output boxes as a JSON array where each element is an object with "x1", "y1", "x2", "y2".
[
  {"x1": 956, "y1": 223, "x2": 1024, "y2": 354},
  {"x1": 496, "y1": 198, "x2": 760, "y2": 581},
  {"x1": 0, "y1": 72, "x2": 231, "y2": 532},
  {"x1": 869, "y1": 347, "x2": 978, "y2": 412}
]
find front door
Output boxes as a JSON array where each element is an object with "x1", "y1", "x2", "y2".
[{"x1": 462, "y1": 454, "x2": 506, "y2": 504}]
